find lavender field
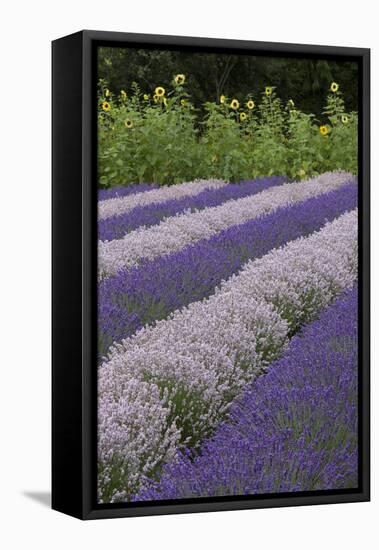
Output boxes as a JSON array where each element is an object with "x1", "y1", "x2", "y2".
[{"x1": 97, "y1": 173, "x2": 358, "y2": 503}]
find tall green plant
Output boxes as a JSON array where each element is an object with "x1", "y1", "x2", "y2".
[{"x1": 97, "y1": 77, "x2": 358, "y2": 187}]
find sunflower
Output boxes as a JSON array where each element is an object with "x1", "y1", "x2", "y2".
[
  {"x1": 153, "y1": 94, "x2": 159, "y2": 103},
  {"x1": 105, "y1": 88, "x2": 111, "y2": 97},
  {"x1": 246, "y1": 100, "x2": 255, "y2": 110},
  {"x1": 330, "y1": 82, "x2": 339, "y2": 93},
  {"x1": 174, "y1": 74, "x2": 185, "y2": 85},
  {"x1": 143, "y1": 94, "x2": 149, "y2": 100},
  {"x1": 155, "y1": 86, "x2": 165, "y2": 97},
  {"x1": 230, "y1": 99, "x2": 240, "y2": 110},
  {"x1": 101, "y1": 101, "x2": 111, "y2": 112},
  {"x1": 319, "y1": 125, "x2": 329, "y2": 136},
  {"x1": 220, "y1": 95, "x2": 226, "y2": 104},
  {"x1": 239, "y1": 112, "x2": 247, "y2": 121},
  {"x1": 124, "y1": 119, "x2": 133, "y2": 129},
  {"x1": 265, "y1": 86, "x2": 272, "y2": 96},
  {"x1": 341, "y1": 114, "x2": 349, "y2": 124}
]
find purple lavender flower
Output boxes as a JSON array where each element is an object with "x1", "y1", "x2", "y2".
[
  {"x1": 98, "y1": 182, "x2": 357, "y2": 358},
  {"x1": 99, "y1": 177, "x2": 288, "y2": 241},
  {"x1": 98, "y1": 182, "x2": 158, "y2": 201},
  {"x1": 99, "y1": 178, "x2": 228, "y2": 221},
  {"x1": 136, "y1": 287, "x2": 358, "y2": 500}
]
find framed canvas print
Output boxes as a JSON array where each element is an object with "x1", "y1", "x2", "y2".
[{"x1": 52, "y1": 30, "x2": 370, "y2": 520}]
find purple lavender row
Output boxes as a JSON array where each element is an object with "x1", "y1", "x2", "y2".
[
  {"x1": 98, "y1": 182, "x2": 158, "y2": 201},
  {"x1": 137, "y1": 287, "x2": 358, "y2": 500},
  {"x1": 98, "y1": 181, "x2": 357, "y2": 359},
  {"x1": 98, "y1": 177, "x2": 288, "y2": 241}
]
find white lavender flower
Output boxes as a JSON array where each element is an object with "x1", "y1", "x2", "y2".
[{"x1": 98, "y1": 378, "x2": 180, "y2": 503}]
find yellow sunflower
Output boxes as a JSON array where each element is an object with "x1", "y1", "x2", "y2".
[
  {"x1": 101, "y1": 101, "x2": 111, "y2": 112},
  {"x1": 220, "y1": 95, "x2": 226, "y2": 104},
  {"x1": 319, "y1": 125, "x2": 329, "y2": 136},
  {"x1": 155, "y1": 86, "x2": 165, "y2": 97},
  {"x1": 105, "y1": 88, "x2": 111, "y2": 97},
  {"x1": 153, "y1": 94, "x2": 159, "y2": 103},
  {"x1": 265, "y1": 86, "x2": 272, "y2": 96},
  {"x1": 124, "y1": 119, "x2": 133, "y2": 129},
  {"x1": 341, "y1": 114, "x2": 349, "y2": 124},
  {"x1": 246, "y1": 100, "x2": 255, "y2": 110},
  {"x1": 174, "y1": 74, "x2": 186, "y2": 85},
  {"x1": 330, "y1": 82, "x2": 339, "y2": 93},
  {"x1": 230, "y1": 99, "x2": 240, "y2": 110},
  {"x1": 239, "y1": 112, "x2": 247, "y2": 121}
]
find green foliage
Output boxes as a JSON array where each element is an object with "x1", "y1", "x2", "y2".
[
  {"x1": 98, "y1": 48, "x2": 359, "y2": 115},
  {"x1": 97, "y1": 77, "x2": 358, "y2": 188}
]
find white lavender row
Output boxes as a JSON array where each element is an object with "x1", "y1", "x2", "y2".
[
  {"x1": 98, "y1": 210, "x2": 357, "y2": 501},
  {"x1": 98, "y1": 171, "x2": 353, "y2": 278},
  {"x1": 98, "y1": 178, "x2": 228, "y2": 220}
]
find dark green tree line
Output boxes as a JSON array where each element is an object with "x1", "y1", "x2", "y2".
[{"x1": 98, "y1": 46, "x2": 358, "y2": 120}]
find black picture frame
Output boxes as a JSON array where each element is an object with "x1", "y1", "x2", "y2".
[{"x1": 52, "y1": 30, "x2": 370, "y2": 520}]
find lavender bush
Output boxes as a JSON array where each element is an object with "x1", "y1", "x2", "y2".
[
  {"x1": 98, "y1": 210, "x2": 357, "y2": 501},
  {"x1": 98, "y1": 181, "x2": 357, "y2": 357},
  {"x1": 98, "y1": 378, "x2": 180, "y2": 503},
  {"x1": 99, "y1": 176, "x2": 287, "y2": 241},
  {"x1": 137, "y1": 287, "x2": 358, "y2": 500},
  {"x1": 98, "y1": 171, "x2": 352, "y2": 277}
]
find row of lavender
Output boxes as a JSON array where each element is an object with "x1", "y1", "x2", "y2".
[
  {"x1": 98, "y1": 171, "x2": 352, "y2": 276},
  {"x1": 137, "y1": 287, "x2": 358, "y2": 499},
  {"x1": 98, "y1": 181, "x2": 357, "y2": 358},
  {"x1": 98, "y1": 177, "x2": 288, "y2": 241},
  {"x1": 97, "y1": 174, "x2": 358, "y2": 503}
]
